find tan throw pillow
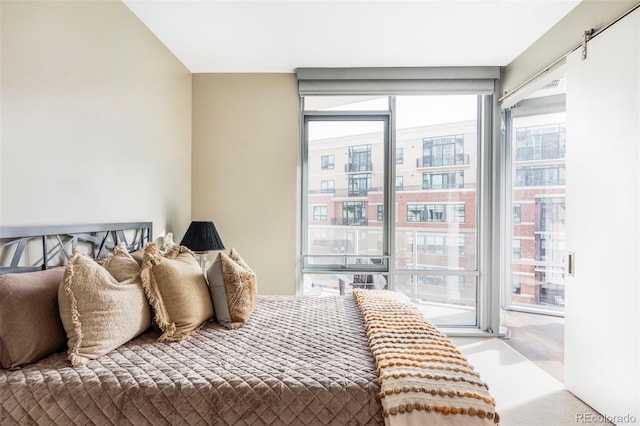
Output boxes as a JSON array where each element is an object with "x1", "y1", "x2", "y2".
[
  {"x1": 58, "y1": 246, "x2": 151, "y2": 367},
  {"x1": 140, "y1": 243, "x2": 214, "y2": 341},
  {"x1": 207, "y1": 248, "x2": 257, "y2": 329},
  {"x1": 0, "y1": 268, "x2": 66, "y2": 369}
]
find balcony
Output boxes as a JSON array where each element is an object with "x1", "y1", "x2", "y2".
[
  {"x1": 345, "y1": 162, "x2": 373, "y2": 173},
  {"x1": 348, "y1": 187, "x2": 369, "y2": 197},
  {"x1": 310, "y1": 187, "x2": 382, "y2": 197},
  {"x1": 416, "y1": 154, "x2": 469, "y2": 168},
  {"x1": 331, "y1": 217, "x2": 369, "y2": 226}
]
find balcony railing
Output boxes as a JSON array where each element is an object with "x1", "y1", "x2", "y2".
[
  {"x1": 416, "y1": 154, "x2": 469, "y2": 168},
  {"x1": 345, "y1": 162, "x2": 373, "y2": 172},
  {"x1": 310, "y1": 187, "x2": 382, "y2": 197},
  {"x1": 331, "y1": 218, "x2": 369, "y2": 226},
  {"x1": 348, "y1": 188, "x2": 369, "y2": 197}
]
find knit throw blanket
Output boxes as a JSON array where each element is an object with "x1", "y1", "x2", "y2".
[{"x1": 353, "y1": 289, "x2": 500, "y2": 426}]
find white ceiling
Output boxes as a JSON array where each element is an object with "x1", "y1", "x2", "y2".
[{"x1": 123, "y1": 0, "x2": 581, "y2": 73}]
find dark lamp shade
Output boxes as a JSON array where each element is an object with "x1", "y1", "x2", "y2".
[{"x1": 180, "y1": 221, "x2": 225, "y2": 252}]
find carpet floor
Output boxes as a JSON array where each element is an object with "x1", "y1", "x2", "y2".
[{"x1": 451, "y1": 337, "x2": 612, "y2": 426}]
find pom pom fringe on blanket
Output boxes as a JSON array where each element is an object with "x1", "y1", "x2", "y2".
[{"x1": 353, "y1": 289, "x2": 500, "y2": 426}]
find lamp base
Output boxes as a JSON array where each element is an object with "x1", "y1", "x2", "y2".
[{"x1": 193, "y1": 252, "x2": 210, "y2": 275}]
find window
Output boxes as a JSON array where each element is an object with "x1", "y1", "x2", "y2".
[
  {"x1": 320, "y1": 180, "x2": 335, "y2": 193},
  {"x1": 505, "y1": 76, "x2": 566, "y2": 313},
  {"x1": 421, "y1": 135, "x2": 466, "y2": 167},
  {"x1": 512, "y1": 239, "x2": 521, "y2": 259},
  {"x1": 515, "y1": 124, "x2": 566, "y2": 161},
  {"x1": 515, "y1": 165, "x2": 565, "y2": 186},
  {"x1": 302, "y1": 88, "x2": 493, "y2": 329},
  {"x1": 423, "y1": 171, "x2": 464, "y2": 189},
  {"x1": 407, "y1": 204, "x2": 428, "y2": 222},
  {"x1": 342, "y1": 201, "x2": 366, "y2": 225},
  {"x1": 538, "y1": 197, "x2": 565, "y2": 232},
  {"x1": 321, "y1": 155, "x2": 334, "y2": 170},
  {"x1": 513, "y1": 204, "x2": 521, "y2": 224},
  {"x1": 407, "y1": 203, "x2": 465, "y2": 223},
  {"x1": 453, "y1": 205, "x2": 465, "y2": 223},
  {"x1": 347, "y1": 145, "x2": 372, "y2": 172},
  {"x1": 512, "y1": 274, "x2": 522, "y2": 294},
  {"x1": 457, "y1": 236, "x2": 465, "y2": 256},
  {"x1": 313, "y1": 205, "x2": 327, "y2": 221},
  {"x1": 348, "y1": 173, "x2": 371, "y2": 196}
]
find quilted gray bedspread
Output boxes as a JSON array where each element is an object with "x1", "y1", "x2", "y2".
[{"x1": 0, "y1": 296, "x2": 383, "y2": 425}]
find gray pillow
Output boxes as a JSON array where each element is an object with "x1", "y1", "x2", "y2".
[
  {"x1": 0, "y1": 268, "x2": 66, "y2": 369},
  {"x1": 207, "y1": 249, "x2": 257, "y2": 330}
]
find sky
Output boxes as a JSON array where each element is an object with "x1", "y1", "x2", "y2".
[{"x1": 308, "y1": 95, "x2": 478, "y2": 141}]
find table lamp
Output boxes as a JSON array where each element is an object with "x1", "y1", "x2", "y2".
[{"x1": 180, "y1": 221, "x2": 225, "y2": 273}]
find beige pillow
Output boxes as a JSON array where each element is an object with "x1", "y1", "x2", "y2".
[
  {"x1": 0, "y1": 268, "x2": 66, "y2": 369},
  {"x1": 58, "y1": 246, "x2": 151, "y2": 367},
  {"x1": 140, "y1": 244, "x2": 214, "y2": 341},
  {"x1": 207, "y1": 248, "x2": 257, "y2": 329}
]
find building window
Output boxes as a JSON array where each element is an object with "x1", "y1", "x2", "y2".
[
  {"x1": 342, "y1": 201, "x2": 366, "y2": 225},
  {"x1": 453, "y1": 205, "x2": 465, "y2": 223},
  {"x1": 457, "y1": 236, "x2": 465, "y2": 256},
  {"x1": 515, "y1": 165, "x2": 565, "y2": 186},
  {"x1": 421, "y1": 135, "x2": 466, "y2": 167},
  {"x1": 512, "y1": 274, "x2": 522, "y2": 294},
  {"x1": 513, "y1": 204, "x2": 521, "y2": 224},
  {"x1": 348, "y1": 173, "x2": 371, "y2": 196},
  {"x1": 407, "y1": 204, "x2": 429, "y2": 222},
  {"x1": 422, "y1": 171, "x2": 464, "y2": 189},
  {"x1": 512, "y1": 239, "x2": 521, "y2": 259},
  {"x1": 313, "y1": 205, "x2": 327, "y2": 221},
  {"x1": 313, "y1": 206, "x2": 327, "y2": 221},
  {"x1": 396, "y1": 147, "x2": 404, "y2": 164},
  {"x1": 320, "y1": 180, "x2": 335, "y2": 193},
  {"x1": 377, "y1": 205, "x2": 383, "y2": 221},
  {"x1": 347, "y1": 145, "x2": 372, "y2": 172},
  {"x1": 515, "y1": 124, "x2": 566, "y2": 161},
  {"x1": 396, "y1": 176, "x2": 404, "y2": 191},
  {"x1": 538, "y1": 197, "x2": 565, "y2": 232},
  {"x1": 321, "y1": 155, "x2": 334, "y2": 170},
  {"x1": 407, "y1": 203, "x2": 465, "y2": 223}
]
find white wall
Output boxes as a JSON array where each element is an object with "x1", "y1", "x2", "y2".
[
  {"x1": 503, "y1": 0, "x2": 637, "y2": 97},
  {"x1": 0, "y1": 1, "x2": 192, "y2": 236},
  {"x1": 565, "y1": 7, "x2": 640, "y2": 421},
  {"x1": 191, "y1": 74, "x2": 299, "y2": 295}
]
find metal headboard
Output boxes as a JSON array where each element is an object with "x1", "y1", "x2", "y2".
[{"x1": 0, "y1": 222, "x2": 153, "y2": 274}]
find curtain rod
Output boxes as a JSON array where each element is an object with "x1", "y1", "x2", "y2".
[{"x1": 499, "y1": 1, "x2": 640, "y2": 104}]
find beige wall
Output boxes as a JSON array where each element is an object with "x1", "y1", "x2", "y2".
[
  {"x1": 0, "y1": 1, "x2": 192, "y2": 236},
  {"x1": 503, "y1": 0, "x2": 638, "y2": 97},
  {"x1": 192, "y1": 74, "x2": 299, "y2": 295}
]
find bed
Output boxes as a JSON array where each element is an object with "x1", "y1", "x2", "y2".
[{"x1": 0, "y1": 223, "x2": 499, "y2": 425}]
